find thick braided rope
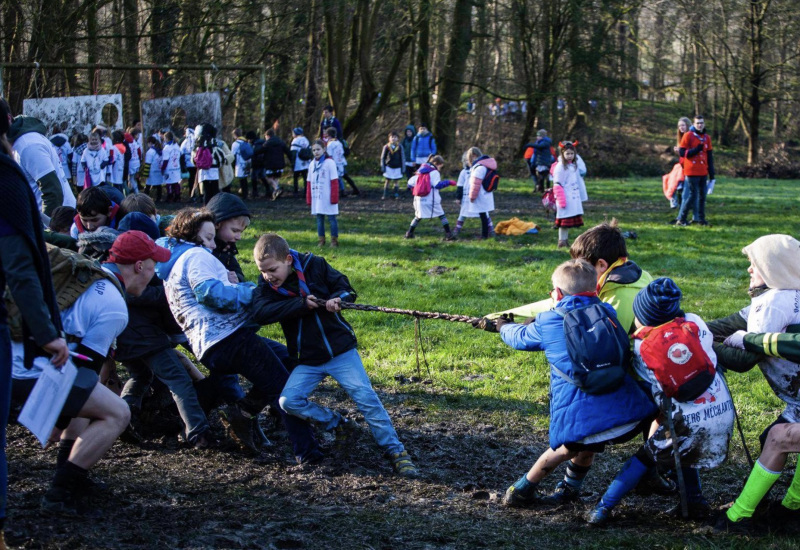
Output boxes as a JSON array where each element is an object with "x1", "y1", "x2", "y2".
[{"x1": 308, "y1": 297, "x2": 483, "y2": 324}]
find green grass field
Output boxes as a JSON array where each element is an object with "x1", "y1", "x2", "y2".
[{"x1": 237, "y1": 174, "x2": 800, "y2": 443}]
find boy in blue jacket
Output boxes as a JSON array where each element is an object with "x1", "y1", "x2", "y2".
[
  {"x1": 250, "y1": 233, "x2": 419, "y2": 477},
  {"x1": 496, "y1": 259, "x2": 657, "y2": 507}
]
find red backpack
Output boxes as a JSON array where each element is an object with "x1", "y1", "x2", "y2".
[
  {"x1": 412, "y1": 172, "x2": 432, "y2": 197},
  {"x1": 634, "y1": 318, "x2": 716, "y2": 402}
]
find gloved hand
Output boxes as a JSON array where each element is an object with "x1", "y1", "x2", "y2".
[
  {"x1": 723, "y1": 330, "x2": 747, "y2": 350},
  {"x1": 472, "y1": 317, "x2": 498, "y2": 332},
  {"x1": 493, "y1": 313, "x2": 515, "y2": 331}
]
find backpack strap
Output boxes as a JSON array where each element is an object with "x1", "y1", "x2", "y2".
[{"x1": 549, "y1": 307, "x2": 577, "y2": 384}]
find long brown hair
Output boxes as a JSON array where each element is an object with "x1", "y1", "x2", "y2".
[{"x1": 677, "y1": 117, "x2": 692, "y2": 146}]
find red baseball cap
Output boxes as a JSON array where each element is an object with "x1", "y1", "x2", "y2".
[{"x1": 107, "y1": 230, "x2": 170, "y2": 264}]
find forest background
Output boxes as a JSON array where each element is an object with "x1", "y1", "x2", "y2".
[{"x1": 1, "y1": 0, "x2": 800, "y2": 178}]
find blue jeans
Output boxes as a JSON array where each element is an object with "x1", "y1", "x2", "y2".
[
  {"x1": 677, "y1": 175, "x2": 707, "y2": 223},
  {"x1": 279, "y1": 348, "x2": 404, "y2": 455},
  {"x1": 202, "y1": 328, "x2": 318, "y2": 461},
  {"x1": 316, "y1": 214, "x2": 339, "y2": 238},
  {"x1": 1, "y1": 324, "x2": 10, "y2": 523},
  {"x1": 122, "y1": 348, "x2": 210, "y2": 443}
]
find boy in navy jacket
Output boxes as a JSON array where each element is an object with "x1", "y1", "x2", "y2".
[{"x1": 250, "y1": 233, "x2": 419, "y2": 477}]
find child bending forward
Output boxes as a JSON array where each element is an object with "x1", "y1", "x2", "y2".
[
  {"x1": 586, "y1": 277, "x2": 733, "y2": 526},
  {"x1": 496, "y1": 259, "x2": 656, "y2": 508},
  {"x1": 251, "y1": 233, "x2": 419, "y2": 477}
]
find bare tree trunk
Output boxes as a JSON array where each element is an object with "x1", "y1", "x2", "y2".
[
  {"x1": 416, "y1": 0, "x2": 432, "y2": 126},
  {"x1": 304, "y1": 0, "x2": 322, "y2": 134},
  {"x1": 433, "y1": 0, "x2": 472, "y2": 157}
]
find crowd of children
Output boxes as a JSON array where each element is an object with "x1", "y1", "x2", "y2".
[{"x1": 2, "y1": 95, "x2": 799, "y2": 546}]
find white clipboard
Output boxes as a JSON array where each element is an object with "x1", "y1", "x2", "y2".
[{"x1": 18, "y1": 360, "x2": 78, "y2": 447}]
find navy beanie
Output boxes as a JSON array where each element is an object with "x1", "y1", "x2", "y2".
[
  {"x1": 633, "y1": 277, "x2": 684, "y2": 327},
  {"x1": 118, "y1": 212, "x2": 160, "y2": 241},
  {"x1": 206, "y1": 192, "x2": 250, "y2": 224}
]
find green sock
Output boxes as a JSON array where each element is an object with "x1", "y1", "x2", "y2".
[
  {"x1": 781, "y1": 463, "x2": 800, "y2": 510},
  {"x1": 727, "y1": 460, "x2": 781, "y2": 522}
]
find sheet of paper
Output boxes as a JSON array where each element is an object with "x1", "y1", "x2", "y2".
[{"x1": 18, "y1": 360, "x2": 78, "y2": 447}]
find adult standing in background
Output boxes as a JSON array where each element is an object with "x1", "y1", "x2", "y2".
[
  {"x1": 672, "y1": 115, "x2": 714, "y2": 227},
  {"x1": 0, "y1": 97, "x2": 69, "y2": 546}
]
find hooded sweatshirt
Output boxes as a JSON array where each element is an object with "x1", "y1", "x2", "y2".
[{"x1": 155, "y1": 237, "x2": 255, "y2": 359}]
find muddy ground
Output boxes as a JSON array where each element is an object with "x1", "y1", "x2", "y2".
[
  {"x1": 5, "y1": 190, "x2": 799, "y2": 549},
  {"x1": 7, "y1": 381, "x2": 796, "y2": 550}
]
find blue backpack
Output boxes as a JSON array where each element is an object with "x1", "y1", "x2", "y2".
[
  {"x1": 239, "y1": 140, "x2": 254, "y2": 161},
  {"x1": 553, "y1": 302, "x2": 630, "y2": 395}
]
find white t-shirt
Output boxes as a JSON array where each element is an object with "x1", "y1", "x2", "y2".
[
  {"x1": 128, "y1": 139, "x2": 142, "y2": 173},
  {"x1": 456, "y1": 167, "x2": 478, "y2": 219},
  {"x1": 108, "y1": 146, "x2": 126, "y2": 184},
  {"x1": 144, "y1": 148, "x2": 164, "y2": 186},
  {"x1": 307, "y1": 157, "x2": 340, "y2": 216},
  {"x1": 81, "y1": 148, "x2": 110, "y2": 187},
  {"x1": 740, "y1": 289, "x2": 800, "y2": 422},
  {"x1": 326, "y1": 140, "x2": 346, "y2": 172},
  {"x1": 12, "y1": 132, "x2": 76, "y2": 211},
  {"x1": 161, "y1": 142, "x2": 182, "y2": 184},
  {"x1": 163, "y1": 247, "x2": 250, "y2": 360},
  {"x1": 11, "y1": 279, "x2": 128, "y2": 380}
]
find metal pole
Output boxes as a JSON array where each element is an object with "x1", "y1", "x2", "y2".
[{"x1": 0, "y1": 65, "x2": 4, "y2": 99}]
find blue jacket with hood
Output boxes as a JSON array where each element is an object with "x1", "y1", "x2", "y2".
[{"x1": 500, "y1": 294, "x2": 656, "y2": 450}]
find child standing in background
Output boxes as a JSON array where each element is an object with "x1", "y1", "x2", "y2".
[
  {"x1": 126, "y1": 129, "x2": 142, "y2": 194},
  {"x1": 380, "y1": 132, "x2": 404, "y2": 200},
  {"x1": 141, "y1": 136, "x2": 164, "y2": 201},
  {"x1": 290, "y1": 127, "x2": 311, "y2": 197},
  {"x1": 465, "y1": 147, "x2": 496, "y2": 239},
  {"x1": 453, "y1": 152, "x2": 478, "y2": 237},
  {"x1": 306, "y1": 139, "x2": 340, "y2": 248},
  {"x1": 80, "y1": 130, "x2": 110, "y2": 190},
  {"x1": 161, "y1": 131, "x2": 183, "y2": 202},
  {"x1": 324, "y1": 128, "x2": 359, "y2": 196},
  {"x1": 404, "y1": 155, "x2": 456, "y2": 241},
  {"x1": 402, "y1": 125, "x2": 416, "y2": 178},
  {"x1": 109, "y1": 130, "x2": 131, "y2": 196},
  {"x1": 552, "y1": 142, "x2": 587, "y2": 249}
]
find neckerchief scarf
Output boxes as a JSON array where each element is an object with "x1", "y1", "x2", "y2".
[
  {"x1": 269, "y1": 249, "x2": 310, "y2": 297},
  {"x1": 596, "y1": 256, "x2": 628, "y2": 293}
]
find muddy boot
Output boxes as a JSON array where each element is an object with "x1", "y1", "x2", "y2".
[
  {"x1": 557, "y1": 240, "x2": 569, "y2": 249},
  {"x1": 220, "y1": 404, "x2": 259, "y2": 453},
  {"x1": 443, "y1": 231, "x2": 456, "y2": 242},
  {"x1": 42, "y1": 463, "x2": 101, "y2": 518},
  {"x1": 318, "y1": 236, "x2": 326, "y2": 247},
  {"x1": 330, "y1": 237, "x2": 339, "y2": 248},
  {"x1": 404, "y1": 229, "x2": 415, "y2": 239}
]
